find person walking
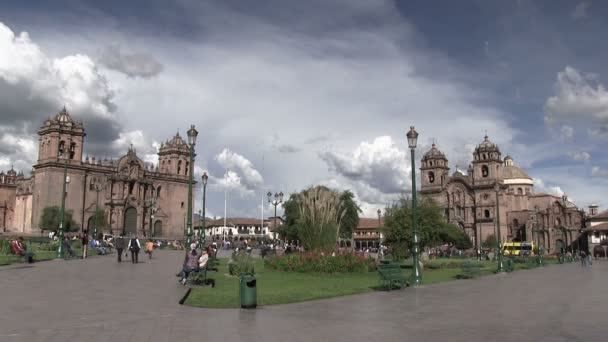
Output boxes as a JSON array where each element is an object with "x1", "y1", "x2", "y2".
[
  {"x1": 145, "y1": 239, "x2": 154, "y2": 260},
  {"x1": 115, "y1": 234, "x2": 125, "y2": 262},
  {"x1": 580, "y1": 251, "x2": 587, "y2": 267},
  {"x1": 128, "y1": 235, "x2": 141, "y2": 264},
  {"x1": 81, "y1": 230, "x2": 89, "y2": 259}
]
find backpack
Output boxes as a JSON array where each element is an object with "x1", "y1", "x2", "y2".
[{"x1": 130, "y1": 238, "x2": 139, "y2": 251}]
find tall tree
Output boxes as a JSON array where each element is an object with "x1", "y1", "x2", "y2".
[
  {"x1": 39, "y1": 206, "x2": 77, "y2": 232},
  {"x1": 279, "y1": 186, "x2": 361, "y2": 249},
  {"x1": 382, "y1": 196, "x2": 472, "y2": 260}
]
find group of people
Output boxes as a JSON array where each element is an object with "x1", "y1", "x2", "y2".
[
  {"x1": 177, "y1": 243, "x2": 216, "y2": 285},
  {"x1": 112, "y1": 234, "x2": 154, "y2": 263}
]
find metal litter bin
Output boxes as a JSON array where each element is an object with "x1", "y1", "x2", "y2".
[{"x1": 239, "y1": 275, "x2": 257, "y2": 309}]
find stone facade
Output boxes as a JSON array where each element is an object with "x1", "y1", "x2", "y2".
[
  {"x1": 1, "y1": 108, "x2": 194, "y2": 238},
  {"x1": 420, "y1": 135, "x2": 586, "y2": 254}
]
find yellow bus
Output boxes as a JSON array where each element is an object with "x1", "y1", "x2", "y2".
[{"x1": 503, "y1": 242, "x2": 535, "y2": 256}]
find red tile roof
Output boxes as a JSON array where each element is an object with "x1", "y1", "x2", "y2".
[
  {"x1": 590, "y1": 210, "x2": 608, "y2": 220},
  {"x1": 356, "y1": 218, "x2": 384, "y2": 230},
  {"x1": 587, "y1": 222, "x2": 608, "y2": 232}
]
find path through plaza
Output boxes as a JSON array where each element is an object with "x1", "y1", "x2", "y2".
[{"x1": 1, "y1": 250, "x2": 606, "y2": 342}]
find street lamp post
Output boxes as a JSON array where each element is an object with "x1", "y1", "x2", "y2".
[
  {"x1": 57, "y1": 141, "x2": 71, "y2": 259},
  {"x1": 534, "y1": 206, "x2": 543, "y2": 266},
  {"x1": 185, "y1": 125, "x2": 198, "y2": 246},
  {"x1": 494, "y1": 183, "x2": 505, "y2": 273},
  {"x1": 267, "y1": 191, "x2": 283, "y2": 241},
  {"x1": 377, "y1": 209, "x2": 382, "y2": 249},
  {"x1": 148, "y1": 198, "x2": 156, "y2": 238},
  {"x1": 200, "y1": 172, "x2": 208, "y2": 250},
  {"x1": 93, "y1": 179, "x2": 105, "y2": 241},
  {"x1": 407, "y1": 126, "x2": 422, "y2": 286},
  {"x1": 561, "y1": 195, "x2": 569, "y2": 262}
]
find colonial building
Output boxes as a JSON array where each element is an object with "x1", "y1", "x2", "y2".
[
  {"x1": 420, "y1": 135, "x2": 586, "y2": 254},
  {"x1": 584, "y1": 205, "x2": 608, "y2": 257},
  {"x1": 194, "y1": 217, "x2": 274, "y2": 241},
  {"x1": 353, "y1": 217, "x2": 383, "y2": 250},
  {"x1": 0, "y1": 108, "x2": 194, "y2": 238}
]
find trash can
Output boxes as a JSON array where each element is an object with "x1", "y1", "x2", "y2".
[{"x1": 239, "y1": 275, "x2": 257, "y2": 309}]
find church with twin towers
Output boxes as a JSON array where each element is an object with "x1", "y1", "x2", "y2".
[
  {"x1": 420, "y1": 135, "x2": 586, "y2": 253},
  {"x1": 0, "y1": 108, "x2": 195, "y2": 238}
]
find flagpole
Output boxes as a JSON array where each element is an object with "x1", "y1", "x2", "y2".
[{"x1": 224, "y1": 168, "x2": 227, "y2": 241}]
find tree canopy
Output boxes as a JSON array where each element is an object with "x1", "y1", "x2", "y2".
[
  {"x1": 278, "y1": 186, "x2": 361, "y2": 250},
  {"x1": 39, "y1": 206, "x2": 77, "y2": 232},
  {"x1": 382, "y1": 196, "x2": 472, "y2": 260}
]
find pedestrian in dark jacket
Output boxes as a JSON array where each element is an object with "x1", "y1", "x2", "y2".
[
  {"x1": 128, "y1": 235, "x2": 141, "y2": 263},
  {"x1": 115, "y1": 235, "x2": 125, "y2": 262}
]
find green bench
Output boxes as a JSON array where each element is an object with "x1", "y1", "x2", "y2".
[
  {"x1": 377, "y1": 264, "x2": 408, "y2": 291},
  {"x1": 187, "y1": 256, "x2": 219, "y2": 286},
  {"x1": 459, "y1": 261, "x2": 483, "y2": 279}
]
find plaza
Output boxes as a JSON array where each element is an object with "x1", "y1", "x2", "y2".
[{"x1": 1, "y1": 251, "x2": 606, "y2": 341}]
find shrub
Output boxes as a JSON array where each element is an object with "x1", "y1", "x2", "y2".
[
  {"x1": 228, "y1": 251, "x2": 255, "y2": 276},
  {"x1": 0, "y1": 239, "x2": 12, "y2": 255},
  {"x1": 264, "y1": 249, "x2": 376, "y2": 273}
]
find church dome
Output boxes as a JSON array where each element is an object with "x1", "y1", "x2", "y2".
[
  {"x1": 502, "y1": 166, "x2": 531, "y2": 180},
  {"x1": 474, "y1": 135, "x2": 501, "y2": 154},
  {"x1": 422, "y1": 143, "x2": 447, "y2": 161},
  {"x1": 56, "y1": 107, "x2": 73, "y2": 123}
]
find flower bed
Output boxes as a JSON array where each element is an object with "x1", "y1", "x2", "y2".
[{"x1": 264, "y1": 250, "x2": 377, "y2": 273}]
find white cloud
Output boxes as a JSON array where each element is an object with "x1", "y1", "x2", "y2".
[
  {"x1": 591, "y1": 166, "x2": 608, "y2": 177},
  {"x1": 568, "y1": 151, "x2": 591, "y2": 161},
  {"x1": 572, "y1": 2, "x2": 590, "y2": 20},
  {"x1": 214, "y1": 148, "x2": 263, "y2": 197},
  {"x1": 319, "y1": 136, "x2": 410, "y2": 195},
  {"x1": 533, "y1": 178, "x2": 564, "y2": 197},
  {"x1": 544, "y1": 66, "x2": 608, "y2": 131},
  {"x1": 560, "y1": 125, "x2": 574, "y2": 139}
]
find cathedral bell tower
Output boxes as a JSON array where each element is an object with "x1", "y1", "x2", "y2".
[
  {"x1": 420, "y1": 143, "x2": 450, "y2": 192},
  {"x1": 37, "y1": 107, "x2": 85, "y2": 163},
  {"x1": 158, "y1": 132, "x2": 192, "y2": 176},
  {"x1": 471, "y1": 135, "x2": 502, "y2": 186}
]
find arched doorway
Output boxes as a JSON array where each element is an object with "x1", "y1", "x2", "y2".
[
  {"x1": 555, "y1": 239, "x2": 565, "y2": 253},
  {"x1": 87, "y1": 216, "x2": 94, "y2": 232},
  {"x1": 154, "y1": 220, "x2": 162, "y2": 237},
  {"x1": 124, "y1": 207, "x2": 137, "y2": 236}
]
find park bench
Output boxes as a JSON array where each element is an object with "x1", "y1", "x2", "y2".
[
  {"x1": 459, "y1": 261, "x2": 482, "y2": 279},
  {"x1": 187, "y1": 256, "x2": 219, "y2": 287},
  {"x1": 377, "y1": 264, "x2": 408, "y2": 291}
]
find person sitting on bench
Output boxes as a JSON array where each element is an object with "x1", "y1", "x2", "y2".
[
  {"x1": 178, "y1": 244, "x2": 200, "y2": 285},
  {"x1": 11, "y1": 237, "x2": 34, "y2": 263}
]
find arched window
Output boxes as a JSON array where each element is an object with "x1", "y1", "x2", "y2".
[
  {"x1": 517, "y1": 188, "x2": 523, "y2": 195},
  {"x1": 185, "y1": 162, "x2": 189, "y2": 176},
  {"x1": 69, "y1": 142, "x2": 76, "y2": 159},
  {"x1": 428, "y1": 171, "x2": 435, "y2": 184},
  {"x1": 58, "y1": 141, "x2": 66, "y2": 158},
  {"x1": 484, "y1": 209, "x2": 490, "y2": 218},
  {"x1": 481, "y1": 165, "x2": 489, "y2": 177},
  {"x1": 177, "y1": 160, "x2": 182, "y2": 175},
  {"x1": 555, "y1": 217, "x2": 561, "y2": 228},
  {"x1": 129, "y1": 181, "x2": 135, "y2": 195},
  {"x1": 157, "y1": 186, "x2": 161, "y2": 199}
]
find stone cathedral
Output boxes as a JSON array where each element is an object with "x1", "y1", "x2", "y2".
[
  {"x1": 420, "y1": 135, "x2": 585, "y2": 253},
  {"x1": 0, "y1": 108, "x2": 194, "y2": 238}
]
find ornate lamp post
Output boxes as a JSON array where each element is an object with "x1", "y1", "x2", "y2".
[
  {"x1": 57, "y1": 140, "x2": 71, "y2": 259},
  {"x1": 494, "y1": 182, "x2": 505, "y2": 273},
  {"x1": 185, "y1": 125, "x2": 198, "y2": 246},
  {"x1": 148, "y1": 198, "x2": 156, "y2": 238},
  {"x1": 267, "y1": 191, "x2": 283, "y2": 240},
  {"x1": 93, "y1": 178, "x2": 105, "y2": 241},
  {"x1": 561, "y1": 194, "x2": 569, "y2": 262},
  {"x1": 200, "y1": 172, "x2": 208, "y2": 249},
  {"x1": 406, "y1": 126, "x2": 422, "y2": 286},
  {"x1": 533, "y1": 206, "x2": 544, "y2": 266}
]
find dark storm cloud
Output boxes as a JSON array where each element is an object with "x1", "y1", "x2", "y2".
[{"x1": 98, "y1": 44, "x2": 164, "y2": 79}]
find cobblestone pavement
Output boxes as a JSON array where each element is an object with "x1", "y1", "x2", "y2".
[{"x1": 1, "y1": 251, "x2": 607, "y2": 342}]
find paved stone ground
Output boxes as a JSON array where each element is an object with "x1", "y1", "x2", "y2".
[{"x1": 1, "y1": 250, "x2": 607, "y2": 342}]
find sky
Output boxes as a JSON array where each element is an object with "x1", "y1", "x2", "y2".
[{"x1": 1, "y1": 0, "x2": 607, "y2": 219}]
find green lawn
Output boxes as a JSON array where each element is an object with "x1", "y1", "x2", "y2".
[{"x1": 186, "y1": 259, "x2": 463, "y2": 309}]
